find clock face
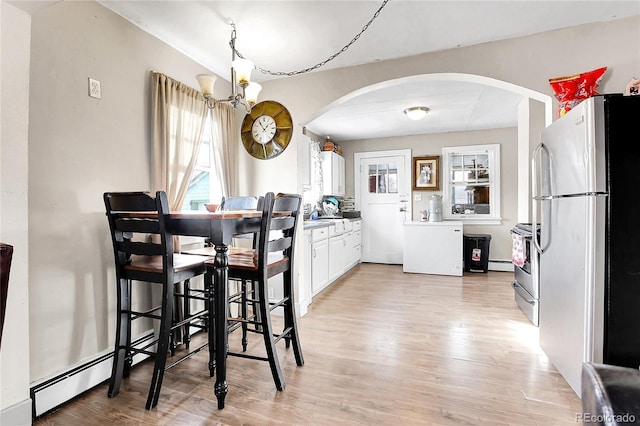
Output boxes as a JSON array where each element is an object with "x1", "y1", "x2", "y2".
[
  {"x1": 251, "y1": 115, "x2": 277, "y2": 145},
  {"x1": 241, "y1": 101, "x2": 293, "y2": 160}
]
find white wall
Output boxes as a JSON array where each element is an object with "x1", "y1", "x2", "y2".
[
  {"x1": 0, "y1": 2, "x2": 33, "y2": 422},
  {"x1": 27, "y1": 0, "x2": 228, "y2": 383}
]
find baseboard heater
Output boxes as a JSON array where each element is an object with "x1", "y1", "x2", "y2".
[
  {"x1": 488, "y1": 259, "x2": 513, "y2": 272},
  {"x1": 30, "y1": 330, "x2": 154, "y2": 418}
]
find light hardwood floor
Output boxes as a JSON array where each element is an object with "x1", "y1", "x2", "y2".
[{"x1": 35, "y1": 264, "x2": 581, "y2": 425}]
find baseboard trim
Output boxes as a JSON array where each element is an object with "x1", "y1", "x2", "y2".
[
  {"x1": 0, "y1": 398, "x2": 32, "y2": 426},
  {"x1": 30, "y1": 331, "x2": 153, "y2": 418}
]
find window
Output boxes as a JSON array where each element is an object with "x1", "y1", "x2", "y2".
[
  {"x1": 368, "y1": 163, "x2": 398, "y2": 194},
  {"x1": 442, "y1": 144, "x2": 501, "y2": 224},
  {"x1": 182, "y1": 117, "x2": 223, "y2": 210}
]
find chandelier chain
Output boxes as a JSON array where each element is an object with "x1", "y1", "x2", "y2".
[{"x1": 232, "y1": 0, "x2": 391, "y2": 77}]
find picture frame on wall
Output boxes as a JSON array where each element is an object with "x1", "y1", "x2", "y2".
[{"x1": 413, "y1": 156, "x2": 440, "y2": 191}]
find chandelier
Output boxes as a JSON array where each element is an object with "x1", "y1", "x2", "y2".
[
  {"x1": 195, "y1": 0, "x2": 390, "y2": 114},
  {"x1": 196, "y1": 24, "x2": 262, "y2": 113}
]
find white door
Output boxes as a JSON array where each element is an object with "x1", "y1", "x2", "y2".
[{"x1": 355, "y1": 150, "x2": 411, "y2": 264}]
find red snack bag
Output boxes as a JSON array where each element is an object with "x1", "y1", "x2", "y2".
[{"x1": 549, "y1": 67, "x2": 607, "y2": 116}]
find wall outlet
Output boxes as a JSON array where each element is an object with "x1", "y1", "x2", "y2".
[
  {"x1": 88, "y1": 78, "x2": 101, "y2": 99},
  {"x1": 268, "y1": 286, "x2": 275, "y2": 300},
  {"x1": 414, "y1": 194, "x2": 422, "y2": 201}
]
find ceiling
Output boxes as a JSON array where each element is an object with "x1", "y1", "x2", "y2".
[{"x1": 19, "y1": 1, "x2": 640, "y2": 140}]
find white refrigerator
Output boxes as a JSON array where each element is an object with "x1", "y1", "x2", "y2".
[{"x1": 533, "y1": 94, "x2": 640, "y2": 395}]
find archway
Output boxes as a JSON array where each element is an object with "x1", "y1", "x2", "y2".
[{"x1": 303, "y1": 72, "x2": 552, "y2": 224}]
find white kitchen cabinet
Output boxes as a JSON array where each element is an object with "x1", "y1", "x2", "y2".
[
  {"x1": 311, "y1": 228, "x2": 329, "y2": 296},
  {"x1": 320, "y1": 151, "x2": 345, "y2": 196},
  {"x1": 328, "y1": 235, "x2": 346, "y2": 283},
  {"x1": 307, "y1": 219, "x2": 362, "y2": 299},
  {"x1": 403, "y1": 221, "x2": 463, "y2": 276},
  {"x1": 346, "y1": 220, "x2": 362, "y2": 269},
  {"x1": 302, "y1": 229, "x2": 312, "y2": 309}
]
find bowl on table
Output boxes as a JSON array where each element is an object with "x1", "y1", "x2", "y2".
[{"x1": 204, "y1": 204, "x2": 219, "y2": 212}]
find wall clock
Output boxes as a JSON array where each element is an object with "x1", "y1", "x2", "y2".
[{"x1": 241, "y1": 100, "x2": 293, "y2": 160}]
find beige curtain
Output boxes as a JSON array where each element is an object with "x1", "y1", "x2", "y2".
[
  {"x1": 150, "y1": 71, "x2": 207, "y2": 210},
  {"x1": 210, "y1": 103, "x2": 239, "y2": 198},
  {"x1": 150, "y1": 71, "x2": 208, "y2": 345}
]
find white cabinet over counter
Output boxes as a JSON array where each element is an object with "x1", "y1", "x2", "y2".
[
  {"x1": 320, "y1": 151, "x2": 345, "y2": 196},
  {"x1": 403, "y1": 221, "x2": 463, "y2": 276}
]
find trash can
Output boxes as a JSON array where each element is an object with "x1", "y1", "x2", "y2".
[{"x1": 463, "y1": 234, "x2": 491, "y2": 273}]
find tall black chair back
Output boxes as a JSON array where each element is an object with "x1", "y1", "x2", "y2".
[
  {"x1": 0, "y1": 243, "x2": 13, "y2": 349},
  {"x1": 104, "y1": 191, "x2": 210, "y2": 410},
  {"x1": 224, "y1": 192, "x2": 304, "y2": 392}
]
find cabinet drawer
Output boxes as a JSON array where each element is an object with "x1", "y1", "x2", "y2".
[
  {"x1": 311, "y1": 227, "x2": 329, "y2": 242},
  {"x1": 351, "y1": 230, "x2": 361, "y2": 247},
  {"x1": 353, "y1": 220, "x2": 362, "y2": 231},
  {"x1": 328, "y1": 221, "x2": 344, "y2": 237}
]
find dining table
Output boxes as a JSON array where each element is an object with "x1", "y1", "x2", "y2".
[{"x1": 165, "y1": 209, "x2": 263, "y2": 409}]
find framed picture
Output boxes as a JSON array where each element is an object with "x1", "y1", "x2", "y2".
[{"x1": 413, "y1": 156, "x2": 440, "y2": 190}]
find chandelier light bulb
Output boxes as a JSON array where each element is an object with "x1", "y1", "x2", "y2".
[
  {"x1": 232, "y1": 58, "x2": 254, "y2": 87},
  {"x1": 196, "y1": 74, "x2": 217, "y2": 97},
  {"x1": 245, "y1": 82, "x2": 262, "y2": 106}
]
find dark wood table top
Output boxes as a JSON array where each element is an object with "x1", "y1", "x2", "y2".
[{"x1": 115, "y1": 210, "x2": 262, "y2": 219}]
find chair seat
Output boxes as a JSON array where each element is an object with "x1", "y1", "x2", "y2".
[
  {"x1": 181, "y1": 246, "x2": 216, "y2": 257},
  {"x1": 203, "y1": 249, "x2": 286, "y2": 271},
  {"x1": 125, "y1": 253, "x2": 210, "y2": 273}
]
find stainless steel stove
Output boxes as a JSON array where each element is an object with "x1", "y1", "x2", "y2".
[{"x1": 510, "y1": 223, "x2": 539, "y2": 326}]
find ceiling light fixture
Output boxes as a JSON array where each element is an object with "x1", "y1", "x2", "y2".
[
  {"x1": 196, "y1": 24, "x2": 262, "y2": 113},
  {"x1": 404, "y1": 106, "x2": 430, "y2": 120}
]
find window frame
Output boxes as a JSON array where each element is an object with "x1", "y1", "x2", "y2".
[
  {"x1": 442, "y1": 144, "x2": 502, "y2": 225},
  {"x1": 367, "y1": 162, "x2": 399, "y2": 195}
]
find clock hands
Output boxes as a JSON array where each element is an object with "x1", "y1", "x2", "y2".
[{"x1": 258, "y1": 116, "x2": 268, "y2": 131}]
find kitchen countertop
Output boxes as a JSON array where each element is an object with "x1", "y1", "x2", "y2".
[
  {"x1": 303, "y1": 220, "x2": 332, "y2": 230},
  {"x1": 303, "y1": 217, "x2": 361, "y2": 230}
]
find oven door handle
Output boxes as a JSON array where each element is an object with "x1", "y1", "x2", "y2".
[{"x1": 512, "y1": 281, "x2": 536, "y2": 305}]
